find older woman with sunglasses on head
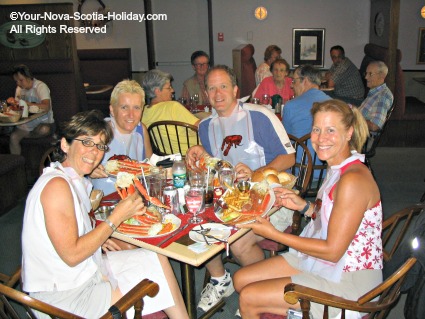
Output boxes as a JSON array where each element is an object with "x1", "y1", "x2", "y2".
[
  {"x1": 141, "y1": 69, "x2": 200, "y2": 155},
  {"x1": 21, "y1": 110, "x2": 188, "y2": 319},
  {"x1": 234, "y1": 100, "x2": 382, "y2": 319}
]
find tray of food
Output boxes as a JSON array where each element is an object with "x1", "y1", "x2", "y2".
[{"x1": 215, "y1": 181, "x2": 275, "y2": 225}]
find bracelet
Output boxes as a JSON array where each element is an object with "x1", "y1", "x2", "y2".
[
  {"x1": 299, "y1": 201, "x2": 311, "y2": 215},
  {"x1": 104, "y1": 218, "x2": 117, "y2": 232}
]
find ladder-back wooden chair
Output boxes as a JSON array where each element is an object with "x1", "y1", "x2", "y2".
[
  {"x1": 260, "y1": 203, "x2": 425, "y2": 319},
  {"x1": 258, "y1": 134, "x2": 313, "y2": 257},
  {"x1": 298, "y1": 133, "x2": 327, "y2": 199},
  {"x1": 0, "y1": 267, "x2": 167, "y2": 319},
  {"x1": 148, "y1": 121, "x2": 199, "y2": 157}
]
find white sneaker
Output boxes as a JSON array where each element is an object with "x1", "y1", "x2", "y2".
[{"x1": 197, "y1": 271, "x2": 235, "y2": 312}]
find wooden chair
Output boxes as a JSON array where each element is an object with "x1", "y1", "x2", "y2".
[
  {"x1": 257, "y1": 134, "x2": 313, "y2": 256},
  {"x1": 298, "y1": 133, "x2": 327, "y2": 199},
  {"x1": 147, "y1": 121, "x2": 200, "y2": 157},
  {"x1": 0, "y1": 267, "x2": 167, "y2": 319},
  {"x1": 362, "y1": 102, "x2": 395, "y2": 176},
  {"x1": 39, "y1": 146, "x2": 57, "y2": 176},
  {"x1": 283, "y1": 257, "x2": 417, "y2": 319},
  {"x1": 260, "y1": 203, "x2": 425, "y2": 319}
]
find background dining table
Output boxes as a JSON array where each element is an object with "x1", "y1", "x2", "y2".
[{"x1": 0, "y1": 111, "x2": 48, "y2": 127}]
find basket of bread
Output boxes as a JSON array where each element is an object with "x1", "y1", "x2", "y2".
[{"x1": 251, "y1": 167, "x2": 297, "y2": 190}]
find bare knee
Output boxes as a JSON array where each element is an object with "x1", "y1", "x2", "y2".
[
  {"x1": 239, "y1": 284, "x2": 258, "y2": 315},
  {"x1": 34, "y1": 124, "x2": 51, "y2": 136},
  {"x1": 233, "y1": 268, "x2": 248, "y2": 293}
]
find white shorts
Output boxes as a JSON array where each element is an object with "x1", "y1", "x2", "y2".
[
  {"x1": 31, "y1": 271, "x2": 111, "y2": 318},
  {"x1": 282, "y1": 251, "x2": 382, "y2": 319}
]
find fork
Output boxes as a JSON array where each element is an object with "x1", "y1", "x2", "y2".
[{"x1": 198, "y1": 225, "x2": 211, "y2": 245}]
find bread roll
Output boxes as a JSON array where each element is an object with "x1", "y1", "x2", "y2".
[
  {"x1": 262, "y1": 168, "x2": 278, "y2": 177},
  {"x1": 265, "y1": 174, "x2": 279, "y2": 184},
  {"x1": 251, "y1": 170, "x2": 264, "y2": 183},
  {"x1": 278, "y1": 171, "x2": 292, "y2": 183}
]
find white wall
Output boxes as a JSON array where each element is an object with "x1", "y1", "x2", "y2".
[
  {"x1": 399, "y1": 0, "x2": 425, "y2": 70},
  {"x1": 2, "y1": 0, "x2": 425, "y2": 74},
  {"x1": 211, "y1": 0, "x2": 370, "y2": 69}
]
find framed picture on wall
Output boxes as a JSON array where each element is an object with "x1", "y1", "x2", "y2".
[
  {"x1": 417, "y1": 28, "x2": 425, "y2": 64},
  {"x1": 292, "y1": 28, "x2": 325, "y2": 67}
]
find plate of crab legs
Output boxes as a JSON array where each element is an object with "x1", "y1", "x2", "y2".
[{"x1": 112, "y1": 172, "x2": 180, "y2": 238}]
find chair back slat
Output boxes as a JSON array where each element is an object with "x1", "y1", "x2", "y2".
[
  {"x1": 298, "y1": 133, "x2": 327, "y2": 198},
  {"x1": 382, "y1": 204, "x2": 424, "y2": 262},
  {"x1": 148, "y1": 120, "x2": 199, "y2": 157},
  {"x1": 288, "y1": 134, "x2": 313, "y2": 198}
]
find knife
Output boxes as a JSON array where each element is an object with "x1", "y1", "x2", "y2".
[{"x1": 157, "y1": 223, "x2": 190, "y2": 247}]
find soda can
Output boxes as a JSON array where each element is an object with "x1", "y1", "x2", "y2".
[
  {"x1": 213, "y1": 187, "x2": 224, "y2": 203},
  {"x1": 163, "y1": 186, "x2": 179, "y2": 215}
]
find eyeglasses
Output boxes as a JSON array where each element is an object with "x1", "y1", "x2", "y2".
[
  {"x1": 364, "y1": 72, "x2": 378, "y2": 77},
  {"x1": 193, "y1": 63, "x2": 209, "y2": 68},
  {"x1": 163, "y1": 85, "x2": 173, "y2": 90},
  {"x1": 74, "y1": 138, "x2": 109, "y2": 152},
  {"x1": 291, "y1": 77, "x2": 304, "y2": 84}
]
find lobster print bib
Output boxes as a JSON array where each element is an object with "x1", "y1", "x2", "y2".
[{"x1": 208, "y1": 101, "x2": 265, "y2": 170}]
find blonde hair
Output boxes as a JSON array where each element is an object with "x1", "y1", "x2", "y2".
[
  {"x1": 110, "y1": 79, "x2": 145, "y2": 107},
  {"x1": 311, "y1": 99, "x2": 369, "y2": 152}
]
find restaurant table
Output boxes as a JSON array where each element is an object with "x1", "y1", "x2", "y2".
[
  {"x1": 100, "y1": 191, "x2": 278, "y2": 319},
  {"x1": 84, "y1": 84, "x2": 113, "y2": 95},
  {"x1": 0, "y1": 111, "x2": 48, "y2": 127}
]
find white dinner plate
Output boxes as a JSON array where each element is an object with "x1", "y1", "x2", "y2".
[
  {"x1": 189, "y1": 223, "x2": 231, "y2": 244},
  {"x1": 214, "y1": 185, "x2": 276, "y2": 225}
]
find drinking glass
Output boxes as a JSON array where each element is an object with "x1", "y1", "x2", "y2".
[
  {"x1": 218, "y1": 167, "x2": 235, "y2": 190},
  {"x1": 188, "y1": 170, "x2": 205, "y2": 187},
  {"x1": 261, "y1": 94, "x2": 270, "y2": 105},
  {"x1": 178, "y1": 97, "x2": 187, "y2": 107},
  {"x1": 192, "y1": 94, "x2": 199, "y2": 105},
  {"x1": 185, "y1": 186, "x2": 204, "y2": 223}
]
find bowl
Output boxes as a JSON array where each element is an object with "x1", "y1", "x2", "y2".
[
  {"x1": 94, "y1": 205, "x2": 115, "y2": 221},
  {"x1": 0, "y1": 110, "x2": 22, "y2": 123}
]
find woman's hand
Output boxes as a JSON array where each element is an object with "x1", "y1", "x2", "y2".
[
  {"x1": 273, "y1": 187, "x2": 306, "y2": 211},
  {"x1": 185, "y1": 145, "x2": 207, "y2": 171},
  {"x1": 90, "y1": 164, "x2": 108, "y2": 179},
  {"x1": 112, "y1": 192, "x2": 146, "y2": 223},
  {"x1": 101, "y1": 238, "x2": 122, "y2": 252},
  {"x1": 235, "y1": 163, "x2": 252, "y2": 181},
  {"x1": 237, "y1": 216, "x2": 277, "y2": 238}
]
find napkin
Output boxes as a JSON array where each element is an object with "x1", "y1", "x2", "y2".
[
  {"x1": 188, "y1": 242, "x2": 210, "y2": 253},
  {"x1": 19, "y1": 100, "x2": 28, "y2": 118},
  {"x1": 149, "y1": 153, "x2": 182, "y2": 166}
]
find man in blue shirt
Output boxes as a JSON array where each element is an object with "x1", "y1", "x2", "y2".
[
  {"x1": 186, "y1": 65, "x2": 295, "y2": 312},
  {"x1": 283, "y1": 64, "x2": 330, "y2": 180}
]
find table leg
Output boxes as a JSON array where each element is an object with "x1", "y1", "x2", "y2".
[{"x1": 180, "y1": 262, "x2": 197, "y2": 319}]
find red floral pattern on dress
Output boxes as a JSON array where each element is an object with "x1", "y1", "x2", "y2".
[{"x1": 344, "y1": 202, "x2": 383, "y2": 272}]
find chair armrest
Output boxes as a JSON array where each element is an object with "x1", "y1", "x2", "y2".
[
  {"x1": 100, "y1": 278, "x2": 159, "y2": 319},
  {"x1": 0, "y1": 267, "x2": 21, "y2": 287},
  {"x1": 284, "y1": 283, "x2": 379, "y2": 314}
]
